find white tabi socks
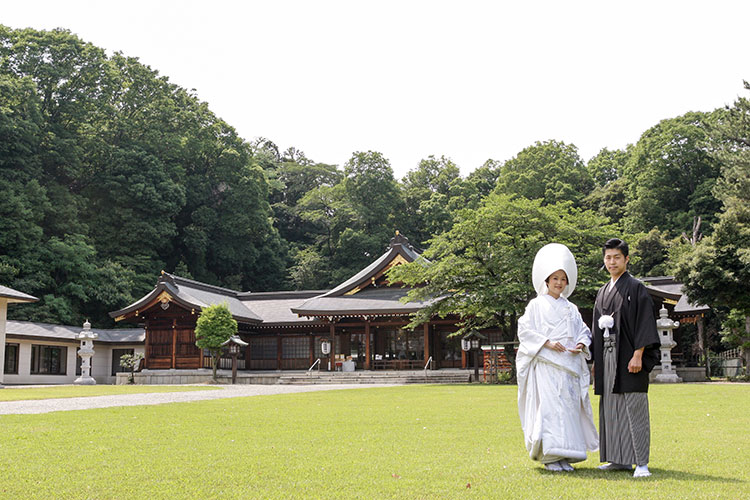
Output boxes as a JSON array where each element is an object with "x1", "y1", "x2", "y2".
[
  {"x1": 633, "y1": 464, "x2": 651, "y2": 478},
  {"x1": 558, "y1": 459, "x2": 574, "y2": 471}
]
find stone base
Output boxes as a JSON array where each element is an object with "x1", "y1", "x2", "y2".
[
  {"x1": 654, "y1": 373, "x2": 682, "y2": 383},
  {"x1": 116, "y1": 369, "x2": 283, "y2": 385},
  {"x1": 73, "y1": 376, "x2": 97, "y2": 385},
  {"x1": 650, "y1": 366, "x2": 706, "y2": 382}
]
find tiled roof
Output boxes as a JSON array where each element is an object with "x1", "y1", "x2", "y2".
[
  {"x1": 239, "y1": 291, "x2": 329, "y2": 325},
  {"x1": 0, "y1": 285, "x2": 38, "y2": 303},
  {"x1": 640, "y1": 276, "x2": 710, "y2": 315},
  {"x1": 292, "y1": 287, "x2": 436, "y2": 317},
  {"x1": 5, "y1": 320, "x2": 144, "y2": 343},
  {"x1": 110, "y1": 273, "x2": 263, "y2": 323},
  {"x1": 320, "y1": 233, "x2": 423, "y2": 297}
]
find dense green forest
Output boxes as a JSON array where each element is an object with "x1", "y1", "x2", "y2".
[{"x1": 1, "y1": 27, "x2": 747, "y2": 355}]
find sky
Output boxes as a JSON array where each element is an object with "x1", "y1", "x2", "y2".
[{"x1": 3, "y1": 0, "x2": 749, "y2": 178}]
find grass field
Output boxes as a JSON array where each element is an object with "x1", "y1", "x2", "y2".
[
  {"x1": 0, "y1": 384, "x2": 747, "y2": 499},
  {"x1": 0, "y1": 384, "x2": 218, "y2": 402}
]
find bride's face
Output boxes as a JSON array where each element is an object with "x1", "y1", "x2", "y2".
[{"x1": 546, "y1": 269, "x2": 568, "y2": 299}]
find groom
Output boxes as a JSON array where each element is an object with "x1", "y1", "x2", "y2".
[{"x1": 591, "y1": 238, "x2": 660, "y2": 478}]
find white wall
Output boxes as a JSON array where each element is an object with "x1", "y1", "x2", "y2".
[{"x1": 4, "y1": 339, "x2": 144, "y2": 385}]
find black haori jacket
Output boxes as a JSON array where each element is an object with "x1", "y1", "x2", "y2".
[{"x1": 592, "y1": 272, "x2": 661, "y2": 395}]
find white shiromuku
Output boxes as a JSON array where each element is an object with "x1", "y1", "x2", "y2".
[{"x1": 516, "y1": 243, "x2": 599, "y2": 464}]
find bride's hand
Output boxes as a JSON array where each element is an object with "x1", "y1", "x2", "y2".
[
  {"x1": 567, "y1": 343, "x2": 585, "y2": 353},
  {"x1": 544, "y1": 340, "x2": 566, "y2": 352}
]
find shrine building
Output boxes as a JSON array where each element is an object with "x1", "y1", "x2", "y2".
[{"x1": 110, "y1": 233, "x2": 477, "y2": 373}]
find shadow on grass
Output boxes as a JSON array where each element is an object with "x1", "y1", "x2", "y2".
[{"x1": 535, "y1": 467, "x2": 745, "y2": 483}]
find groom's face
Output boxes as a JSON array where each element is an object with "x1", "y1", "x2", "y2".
[{"x1": 603, "y1": 248, "x2": 629, "y2": 279}]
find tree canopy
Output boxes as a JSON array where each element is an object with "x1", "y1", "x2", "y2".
[
  {"x1": 675, "y1": 83, "x2": 750, "y2": 363},
  {"x1": 1, "y1": 26, "x2": 285, "y2": 325}
]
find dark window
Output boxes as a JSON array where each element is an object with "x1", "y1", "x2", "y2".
[
  {"x1": 4, "y1": 343, "x2": 19, "y2": 374},
  {"x1": 382, "y1": 329, "x2": 424, "y2": 361},
  {"x1": 282, "y1": 337, "x2": 308, "y2": 359},
  {"x1": 250, "y1": 338, "x2": 277, "y2": 360},
  {"x1": 30, "y1": 345, "x2": 68, "y2": 375},
  {"x1": 112, "y1": 349, "x2": 135, "y2": 376}
]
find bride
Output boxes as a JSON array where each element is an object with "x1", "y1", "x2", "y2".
[{"x1": 516, "y1": 243, "x2": 599, "y2": 471}]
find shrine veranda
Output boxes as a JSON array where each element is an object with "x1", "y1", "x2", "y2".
[{"x1": 0, "y1": 383, "x2": 747, "y2": 499}]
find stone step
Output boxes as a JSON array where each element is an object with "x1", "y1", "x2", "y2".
[{"x1": 277, "y1": 373, "x2": 471, "y2": 385}]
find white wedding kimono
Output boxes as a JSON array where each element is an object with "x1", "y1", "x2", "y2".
[{"x1": 517, "y1": 294, "x2": 599, "y2": 464}]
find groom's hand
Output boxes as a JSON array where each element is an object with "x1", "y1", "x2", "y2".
[{"x1": 627, "y1": 348, "x2": 644, "y2": 373}]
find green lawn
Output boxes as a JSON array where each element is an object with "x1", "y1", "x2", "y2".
[
  {"x1": 0, "y1": 384, "x2": 747, "y2": 499},
  {"x1": 0, "y1": 384, "x2": 218, "y2": 401}
]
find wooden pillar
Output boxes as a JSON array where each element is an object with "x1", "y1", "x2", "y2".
[
  {"x1": 309, "y1": 335, "x2": 315, "y2": 368},
  {"x1": 423, "y1": 323, "x2": 430, "y2": 368},
  {"x1": 329, "y1": 323, "x2": 335, "y2": 372},
  {"x1": 461, "y1": 349, "x2": 467, "y2": 370},
  {"x1": 144, "y1": 324, "x2": 150, "y2": 369},
  {"x1": 365, "y1": 321, "x2": 371, "y2": 370},
  {"x1": 277, "y1": 335, "x2": 282, "y2": 370},
  {"x1": 171, "y1": 318, "x2": 177, "y2": 369}
]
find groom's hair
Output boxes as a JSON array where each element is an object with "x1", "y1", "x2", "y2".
[{"x1": 603, "y1": 238, "x2": 629, "y2": 257}]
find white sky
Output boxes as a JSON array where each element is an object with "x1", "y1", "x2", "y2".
[{"x1": 3, "y1": 0, "x2": 748, "y2": 178}]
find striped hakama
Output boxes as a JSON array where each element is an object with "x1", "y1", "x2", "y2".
[{"x1": 599, "y1": 333, "x2": 650, "y2": 466}]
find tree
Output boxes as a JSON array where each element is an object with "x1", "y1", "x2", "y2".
[
  {"x1": 195, "y1": 303, "x2": 237, "y2": 381},
  {"x1": 269, "y1": 157, "x2": 341, "y2": 248},
  {"x1": 675, "y1": 82, "x2": 750, "y2": 369},
  {"x1": 587, "y1": 147, "x2": 629, "y2": 188},
  {"x1": 628, "y1": 229, "x2": 675, "y2": 277},
  {"x1": 343, "y1": 150, "x2": 402, "y2": 233},
  {"x1": 583, "y1": 147, "x2": 630, "y2": 227},
  {"x1": 294, "y1": 151, "x2": 405, "y2": 288},
  {"x1": 119, "y1": 352, "x2": 144, "y2": 384},
  {"x1": 463, "y1": 159, "x2": 502, "y2": 207},
  {"x1": 622, "y1": 112, "x2": 722, "y2": 236},
  {"x1": 399, "y1": 155, "x2": 464, "y2": 247},
  {"x1": 1, "y1": 26, "x2": 287, "y2": 325},
  {"x1": 388, "y1": 194, "x2": 615, "y2": 377},
  {"x1": 494, "y1": 140, "x2": 594, "y2": 207}
]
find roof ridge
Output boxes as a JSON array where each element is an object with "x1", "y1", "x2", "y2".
[
  {"x1": 7, "y1": 319, "x2": 143, "y2": 332},
  {"x1": 162, "y1": 272, "x2": 241, "y2": 296},
  {"x1": 238, "y1": 290, "x2": 330, "y2": 300}
]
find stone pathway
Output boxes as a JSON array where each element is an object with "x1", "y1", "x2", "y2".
[{"x1": 0, "y1": 384, "x2": 396, "y2": 415}]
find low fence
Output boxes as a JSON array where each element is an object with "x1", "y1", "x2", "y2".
[{"x1": 707, "y1": 348, "x2": 745, "y2": 377}]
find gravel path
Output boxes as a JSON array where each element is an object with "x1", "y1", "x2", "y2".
[{"x1": 0, "y1": 384, "x2": 396, "y2": 415}]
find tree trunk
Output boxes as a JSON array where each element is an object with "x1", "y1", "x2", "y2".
[
  {"x1": 744, "y1": 316, "x2": 750, "y2": 373},
  {"x1": 212, "y1": 352, "x2": 219, "y2": 381}
]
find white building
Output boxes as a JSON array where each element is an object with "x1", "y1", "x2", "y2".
[{"x1": 3, "y1": 320, "x2": 144, "y2": 385}]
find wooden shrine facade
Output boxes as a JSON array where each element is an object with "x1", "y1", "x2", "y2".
[
  {"x1": 109, "y1": 233, "x2": 489, "y2": 371},
  {"x1": 110, "y1": 234, "x2": 708, "y2": 373}
]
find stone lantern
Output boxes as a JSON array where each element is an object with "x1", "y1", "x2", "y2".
[
  {"x1": 74, "y1": 320, "x2": 98, "y2": 385},
  {"x1": 655, "y1": 306, "x2": 682, "y2": 383}
]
